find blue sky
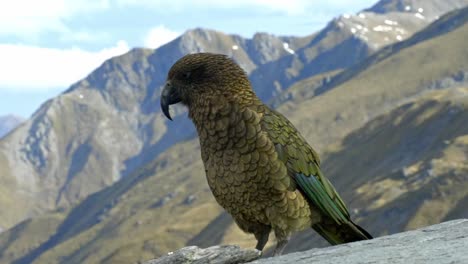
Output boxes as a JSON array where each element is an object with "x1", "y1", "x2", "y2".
[{"x1": 0, "y1": 0, "x2": 378, "y2": 117}]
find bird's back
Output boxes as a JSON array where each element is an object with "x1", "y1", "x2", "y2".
[{"x1": 260, "y1": 106, "x2": 373, "y2": 244}]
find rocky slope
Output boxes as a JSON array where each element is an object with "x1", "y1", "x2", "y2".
[
  {"x1": 2, "y1": 0, "x2": 464, "y2": 231},
  {"x1": 0, "y1": 31, "x2": 309, "y2": 230},
  {"x1": 1, "y1": 5, "x2": 467, "y2": 264},
  {"x1": 251, "y1": 0, "x2": 468, "y2": 100},
  {"x1": 366, "y1": 0, "x2": 468, "y2": 19},
  {"x1": 273, "y1": 5, "x2": 468, "y2": 151},
  {"x1": 0, "y1": 0, "x2": 456, "y2": 229}
]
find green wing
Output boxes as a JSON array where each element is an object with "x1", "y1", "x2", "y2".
[{"x1": 261, "y1": 109, "x2": 351, "y2": 225}]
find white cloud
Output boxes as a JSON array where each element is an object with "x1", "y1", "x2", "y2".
[
  {"x1": 0, "y1": 41, "x2": 130, "y2": 91},
  {"x1": 0, "y1": 0, "x2": 109, "y2": 38},
  {"x1": 117, "y1": 0, "x2": 376, "y2": 15},
  {"x1": 143, "y1": 26, "x2": 180, "y2": 49},
  {"x1": 118, "y1": 0, "x2": 309, "y2": 14}
]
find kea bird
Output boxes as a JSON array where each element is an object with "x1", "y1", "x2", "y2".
[{"x1": 161, "y1": 53, "x2": 372, "y2": 256}]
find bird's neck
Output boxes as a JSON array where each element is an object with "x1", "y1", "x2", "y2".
[
  {"x1": 188, "y1": 91, "x2": 260, "y2": 123},
  {"x1": 188, "y1": 93, "x2": 263, "y2": 151}
]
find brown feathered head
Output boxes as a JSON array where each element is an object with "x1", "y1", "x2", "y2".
[{"x1": 160, "y1": 53, "x2": 252, "y2": 120}]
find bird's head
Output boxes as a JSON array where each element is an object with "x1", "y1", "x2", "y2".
[{"x1": 160, "y1": 53, "x2": 252, "y2": 120}]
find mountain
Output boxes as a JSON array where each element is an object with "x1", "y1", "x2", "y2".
[
  {"x1": 1, "y1": 4, "x2": 467, "y2": 264},
  {"x1": 0, "y1": 115, "x2": 24, "y2": 139},
  {"x1": 0, "y1": 31, "x2": 312, "y2": 231},
  {"x1": 250, "y1": 0, "x2": 468, "y2": 100},
  {"x1": 271, "y1": 3, "x2": 468, "y2": 150},
  {"x1": 285, "y1": 87, "x2": 468, "y2": 251},
  {"x1": 366, "y1": 0, "x2": 468, "y2": 19},
  {"x1": 1, "y1": 0, "x2": 465, "y2": 233}
]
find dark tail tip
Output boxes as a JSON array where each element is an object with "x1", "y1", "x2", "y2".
[{"x1": 353, "y1": 222, "x2": 373, "y2": 239}]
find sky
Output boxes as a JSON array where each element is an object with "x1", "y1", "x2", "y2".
[{"x1": 0, "y1": 0, "x2": 378, "y2": 118}]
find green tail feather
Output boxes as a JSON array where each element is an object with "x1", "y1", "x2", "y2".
[{"x1": 312, "y1": 221, "x2": 373, "y2": 245}]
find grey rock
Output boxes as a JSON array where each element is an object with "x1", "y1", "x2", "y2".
[
  {"x1": 152, "y1": 192, "x2": 177, "y2": 208},
  {"x1": 145, "y1": 245, "x2": 261, "y2": 264},
  {"x1": 427, "y1": 70, "x2": 468, "y2": 90},
  {"x1": 183, "y1": 194, "x2": 197, "y2": 205},
  {"x1": 146, "y1": 220, "x2": 468, "y2": 264},
  {"x1": 252, "y1": 219, "x2": 468, "y2": 264}
]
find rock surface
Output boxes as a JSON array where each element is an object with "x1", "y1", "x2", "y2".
[
  {"x1": 145, "y1": 245, "x2": 261, "y2": 264},
  {"x1": 146, "y1": 219, "x2": 468, "y2": 264},
  {"x1": 254, "y1": 219, "x2": 468, "y2": 263}
]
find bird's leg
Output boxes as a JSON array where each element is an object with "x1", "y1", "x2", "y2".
[
  {"x1": 273, "y1": 237, "x2": 290, "y2": 256},
  {"x1": 254, "y1": 226, "x2": 271, "y2": 251}
]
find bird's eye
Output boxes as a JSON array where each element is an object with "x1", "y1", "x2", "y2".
[{"x1": 179, "y1": 66, "x2": 206, "y2": 81}]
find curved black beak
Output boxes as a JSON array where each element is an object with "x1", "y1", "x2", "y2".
[{"x1": 160, "y1": 81, "x2": 181, "y2": 121}]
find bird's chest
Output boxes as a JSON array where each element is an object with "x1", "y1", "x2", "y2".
[
  {"x1": 196, "y1": 105, "x2": 286, "y2": 218},
  {"x1": 204, "y1": 149, "x2": 274, "y2": 215},
  {"x1": 201, "y1": 124, "x2": 280, "y2": 216}
]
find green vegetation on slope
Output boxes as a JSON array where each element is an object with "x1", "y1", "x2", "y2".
[{"x1": 0, "y1": 213, "x2": 65, "y2": 264}]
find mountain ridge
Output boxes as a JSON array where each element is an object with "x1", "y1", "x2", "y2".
[
  {"x1": 3, "y1": 0, "x2": 462, "y2": 230},
  {"x1": 0, "y1": 115, "x2": 24, "y2": 139},
  {"x1": 1, "y1": 4, "x2": 467, "y2": 263}
]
